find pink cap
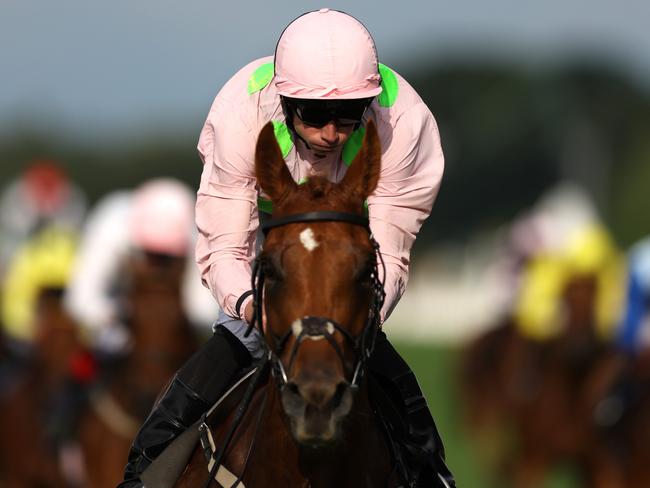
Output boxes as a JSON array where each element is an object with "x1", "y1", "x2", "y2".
[
  {"x1": 129, "y1": 179, "x2": 195, "y2": 257},
  {"x1": 274, "y1": 9, "x2": 383, "y2": 100}
]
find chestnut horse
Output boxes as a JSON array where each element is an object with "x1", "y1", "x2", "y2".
[
  {"x1": 0, "y1": 287, "x2": 89, "y2": 487},
  {"x1": 600, "y1": 348, "x2": 650, "y2": 487},
  {"x1": 79, "y1": 251, "x2": 199, "y2": 488},
  {"x1": 461, "y1": 274, "x2": 629, "y2": 487},
  {"x1": 507, "y1": 275, "x2": 624, "y2": 487},
  {"x1": 174, "y1": 120, "x2": 397, "y2": 487}
]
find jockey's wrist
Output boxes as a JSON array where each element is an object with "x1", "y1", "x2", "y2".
[{"x1": 235, "y1": 290, "x2": 254, "y2": 322}]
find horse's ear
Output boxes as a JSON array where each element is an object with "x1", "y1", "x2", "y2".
[
  {"x1": 340, "y1": 120, "x2": 381, "y2": 202},
  {"x1": 255, "y1": 122, "x2": 297, "y2": 204}
]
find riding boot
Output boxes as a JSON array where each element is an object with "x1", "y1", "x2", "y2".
[
  {"x1": 367, "y1": 330, "x2": 456, "y2": 488},
  {"x1": 118, "y1": 325, "x2": 252, "y2": 488}
]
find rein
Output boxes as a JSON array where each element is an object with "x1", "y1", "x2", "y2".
[{"x1": 202, "y1": 210, "x2": 385, "y2": 488}]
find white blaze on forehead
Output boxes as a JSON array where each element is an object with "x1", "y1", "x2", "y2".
[{"x1": 299, "y1": 228, "x2": 319, "y2": 252}]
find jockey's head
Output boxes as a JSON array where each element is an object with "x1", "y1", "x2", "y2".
[
  {"x1": 274, "y1": 9, "x2": 381, "y2": 156},
  {"x1": 23, "y1": 160, "x2": 70, "y2": 215},
  {"x1": 129, "y1": 179, "x2": 195, "y2": 257}
]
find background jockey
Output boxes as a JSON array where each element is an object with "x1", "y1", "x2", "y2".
[
  {"x1": 618, "y1": 237, "x2": 650, "y2": 354},
  {"x1": 0, "y1": 160, "x2": 87, "y2": 276},
  {"x1": 513, "y1": 223, "x2": 625, "y2": 343},
  {"x1": 0, "y1": 225, "x2": 96, "y2": 484},
  {"x1": 119, "y1": 9, "x2": 454, "y2": 487},
  {"x1": 64, "y1": 178, "x2": 217, "y2": 355},
  {"x1": 1, "y1": 226, "x2": 80, "y2": 350}
]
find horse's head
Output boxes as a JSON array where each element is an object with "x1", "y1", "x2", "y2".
[{"x1": 254, "y1": 120, "x2": 383, "y2": 445}]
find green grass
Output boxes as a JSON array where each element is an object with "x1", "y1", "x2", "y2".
[{"x1": 394, "y1": 341, "x2": 489, "y2": 487}]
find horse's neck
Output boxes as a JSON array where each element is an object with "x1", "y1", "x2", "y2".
[
  {"x1": 129, "y1": 288, "x2": 194, "y2": 352},
  {"x1": 117, "y1": 289, "x2": 195, "y2": 409}
]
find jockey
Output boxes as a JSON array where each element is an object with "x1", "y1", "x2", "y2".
[
  {"x1": 1, "y1": 226, "x2": 79, "y2": 347},
  {"x1": 64, "y1": 178, "x2": 217, "y2": 355},
  {"x1": 119, "y1": 9, "x2": 454, "y2": 488},
  {"x1": 0, "y1": 225, "x2": 96, "y2": 483},
  {"x1": 617, "y1": 237, "x2": 650, "y2": 353},
  {"x1": 514, "y1": 223, "x2": 626, "y2": 341},
  {"x1": 0, "y1": 160, "x2": 87, "y2": 275}
]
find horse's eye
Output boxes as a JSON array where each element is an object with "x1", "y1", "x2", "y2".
[
  {"x1": 261, "y1": 257, "x2": 283, "y2": 283},
  {"x1": 355, "y1": 260, "x2": 373, "y2": 285}
]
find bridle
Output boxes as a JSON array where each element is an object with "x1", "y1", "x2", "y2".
[
  {"x1": 247, "y1": 210, "x2": 386, "y2": 390},
  {"x1": 201, "y1": 210, "x2": 386, "y2": 488}
]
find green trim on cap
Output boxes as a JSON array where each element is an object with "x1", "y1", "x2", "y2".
[
  {"x1": 247, "y1": 62, "x2": 275, "y2": 95},
  {"x1": 342, "y1": 127, "x2": 366, "y2": 166},
  {"x1": 272, "y1": 120, "x2": 294, "y2": 158},
  {"x1": 377, "y1": 64, "x2": 398, "y2": 108}
]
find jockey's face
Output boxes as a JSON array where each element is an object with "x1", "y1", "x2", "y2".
[
  {"x1": 285, "y1": 96, "x2": 373, "y2": 156},
  {"x1": 292, "y1": 115, "x2": 355, "y2": 155}
]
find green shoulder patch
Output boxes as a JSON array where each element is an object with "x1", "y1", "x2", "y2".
[
  {"x1": 271, "y1": 120, "x2": 294, "y2": 158},
  {"x1": 247, "y1": 62, "x2": 275, "y2": 95},
  {"x1": 377, "y1": 64, "x2": 399, "y2": 108}
]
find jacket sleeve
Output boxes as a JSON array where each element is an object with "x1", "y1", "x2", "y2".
[
  {"x1": 368, "y1": 102, "x2": 444, "y2": 322},
  {"x1": 64, "y1": 193, "x2": 131, "y2": 335},
  {"x1": 196, "y1": 97, "x2": 258, "y2": 318}
]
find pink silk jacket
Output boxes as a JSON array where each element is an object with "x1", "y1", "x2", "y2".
[{"x1": 196, "y1": 56, "x2": 444, "y2": 323}]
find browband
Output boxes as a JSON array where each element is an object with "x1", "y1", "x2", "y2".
[{"x1": 261, "y1": 211, "x2": 369, "y2": 235}]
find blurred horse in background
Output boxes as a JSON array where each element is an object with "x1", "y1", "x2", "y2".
[
  {"x1": 459, "y1": 316, "x2": 543, "y2": 473},
  {"x1": 79, "y1": 250, "x2": 199, "y2": 488},
  {"x1": 0, "y1": 227, "x2": 93, "y2": 486},
  {"x1": 0, "y1": 287, "x2": 91, "y2": 487},
  {"x1": 509, "y1": 273, "x2": 625, "y2": 487},
  {"x1": 461, "y1": 224, "x2": 632, "y2": 487},
  {"x1": 597, "y1": 347, "x2": 650, "y2": 487}
]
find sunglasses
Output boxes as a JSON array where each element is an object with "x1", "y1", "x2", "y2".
[{"x1": 285, "y1": 97, "x2": 373, "y2": 128}]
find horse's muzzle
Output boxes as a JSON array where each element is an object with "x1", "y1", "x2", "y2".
[{"x1": 281, "y1": 377, "x2": 354, "y2": 444}]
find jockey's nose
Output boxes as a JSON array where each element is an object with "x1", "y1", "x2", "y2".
[{"x1": 320, "y1": 122, "x2": 339, "y2": 145}]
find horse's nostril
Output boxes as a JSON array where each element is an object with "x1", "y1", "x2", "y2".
[
  {"x1": 330, "y1": 382, "x2": 348, "y2": 409},
  {"x1": 287, "y1": 382, "x2": 300, "y2": 396}
]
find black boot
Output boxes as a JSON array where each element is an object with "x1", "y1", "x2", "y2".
[
  {"x1": 367, "y1": 330, "x2": 455, "y2": 488},
  {"x1": 118, "y1": 325, "x2": 252, "y2": 487}
]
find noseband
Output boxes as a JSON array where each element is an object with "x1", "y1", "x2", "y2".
[{"x1": 247, "y1": 211, "x2": 386, "y2": 389}]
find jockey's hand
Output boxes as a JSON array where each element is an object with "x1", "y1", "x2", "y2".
[
  {"x1": 244, "y1": 301, "x2": 254, "y2": 325},
  {"x1": 244, "y1": 300, "x2": 267, "y2": 332}
]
